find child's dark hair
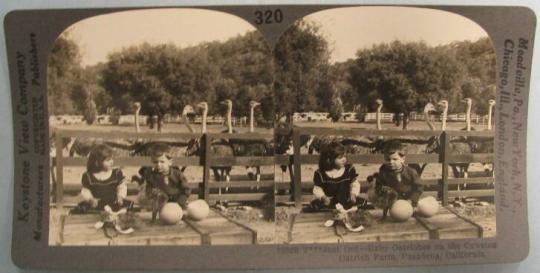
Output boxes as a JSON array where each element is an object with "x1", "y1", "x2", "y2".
[
  {"x1": 150, "y1": 142, "x2": 171, "y2": 159},
  {"x1": 86, "y1": 144, "x2": 113, "y2": 173},
  {"x1": 383, "y1": 140, "x2": 405, "y2": 159},
  {"x1": 318, "y1": 142, "x2": 346, "y2": 171}
]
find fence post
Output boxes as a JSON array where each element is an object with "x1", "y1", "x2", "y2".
[
  {"x1": 201, "y1": 134, "x2": 211, "y2": 203},
  {"x1": 440, "y1": 131, "x2": 450, "y2": 206},
  {"x1": 292, "y1": 129, "x2": 303, "y2": 208},
  {"x1": 55, "y1": 131, "x2": 64, "y2": 211}
]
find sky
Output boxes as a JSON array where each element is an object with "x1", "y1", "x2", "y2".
[
  {"x1": 65, "y1": 7, "x2": 489, "y2": 66},
  {"x1": 305, "y1": 7, "x2": 489, "y2": 63},
  {"x1": 65, "y1": 8, "x2": 257, "y2": 66}
]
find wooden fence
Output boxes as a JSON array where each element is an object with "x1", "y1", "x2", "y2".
[
  {"x1": 274, "y1": 127, "x2": 494, "y2": 207},
  {"x1": 52, "y1": 127, "x2": 494, "y2": 210},
  {"x1": 52, "y1": 130, "x2": 275, "y2": 210}
]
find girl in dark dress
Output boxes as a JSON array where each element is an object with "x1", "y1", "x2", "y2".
[
  {"x1": 310, "y1": 142, "x2": 363, "y2": 210},
  {"x1": 74, "y1": 144, "x2": 133, "y2": 212}
]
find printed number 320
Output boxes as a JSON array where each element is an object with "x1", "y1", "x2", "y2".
[{"x1": 254, "y1": 9, "x2": 283, "y2": 25}]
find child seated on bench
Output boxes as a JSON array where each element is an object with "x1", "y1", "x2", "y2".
[
  {"x1": 309, "y1": 142, "x2": 364, "y2": 211},
  {"x1": 371, "y1": 140, "x2": 424, "y2": 207},
  {"x1": 132, "y1": 143, "x2": 191, "y2": 211},
  {"x1": 74, "y1": 144, "x2": 133, "y2": 213}
]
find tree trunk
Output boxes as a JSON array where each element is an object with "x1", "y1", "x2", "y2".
[
  {"x1": 157, "y1": 115, "x2": 163, "y2": 132},
  {"x1": 402, "y1": 114, "x2": 409, "y2": 130}
]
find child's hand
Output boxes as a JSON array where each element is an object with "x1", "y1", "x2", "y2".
[
  {"x1": 350, "y1": 194, "x2": 357, "y2": 204},
  {"x1": 116, "y1": 195, "x2": 124, "y2": 206},
  {"x1": 322, "y1": 196, "x2": 331, "y2": 206},
  {"x1": 90, "y1": 198, "x2": 99, "y2": 208}
]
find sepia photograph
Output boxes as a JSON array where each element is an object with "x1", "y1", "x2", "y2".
[
  {"x1": 273, "y1": 6, "x2": 496, "y2": 244},
  {"x1": 48, "y1": 8, "x2": 276, "y2": 246}
]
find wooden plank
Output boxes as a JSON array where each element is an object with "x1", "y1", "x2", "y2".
[
  {"x1": 446, "y1": 207, "x2": 484, "y2": 238},
  {"x1": 338, "y1": 209, "x2": 430, "y2": 242},
  {"x1": 55, "y1": 129, "x2": 202, "y2": 139},
  {"x1": 62, "y1": 156, "x2": 201, "y2": 167},
  {"x1": 294, "y1": 127, "x2": 441, "y2": 138},
  {"x1": 61, "y1": 212, "x2": 202, "y2": 246},
  {"x1": 202, "y1": 135, "x2": 211, "y2": 200},
  {"x1": 448, "y1": 177, "x2": 495, "y2": 185},
  {"x1": 209, "y1": 156, "x2": 275, "y2": 166},
  {"x1": 448, "y1": 189, "x2": 495, "y2": 198},
  {"x1": 293, "y1": 130, "x2": 302, "y2": 208},
  {"x1": 209, "y1": 193, "x2": 270, "y2": 202},
  {"x1": 214, "y1": 210, "x2": 258, "y2": 244},
  {"x1": 299, "y1": 154, "x2": 440, "y2": 165},
  {"x1": 208, "y1": 132, "x2": 273, "y2": 140},
  {"x1": 185, "y1": 210, "x2": 256, "y2": 245},
  {"x1": 446, "y1": 131, "x2": 495, "y2": 137},
  {"x1": 448, "y1": 153, "x2": 494, "y2": 163},
  {"x1": 415, "y1": 206, "x2": 482, "y2": 239},
  {"x1": 55, "y1": 133, "x2": 64, "y2": 210},
  {"x1": 274, "y1": 155, "x2": 292, "y2": 165},
  {"x1": 208, "y1": 180, "x2": 274, "y2": 188},
  {"x1": 441, "y1": 132, "x2": 450, "y2": 206},
  {"x1": 288, "y1": 212, "x2": 342, "y2": 244}
]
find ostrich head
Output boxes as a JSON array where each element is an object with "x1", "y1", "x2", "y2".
[
  {"x1": 196, "y1": 102, "x2": 208, "y2": 112},
  {"x1": 220, "y1": 99, "x2": 233, "y2": 107},
  {"x1": 437, "y1": 100, "x2": 448, "y2": 110},
  {"x1": 375, "y1": 99, "x2": 383, "y2": 107},
  {"x1": 488, "y1": 99, "x2": 496, "y2": 107},
  {"x1": 249, "y1": 100, "x2": 261, "y2": 109},
  {"x1": 462, "y1": 97, "x2": 472, "y2": 107},
  {"x1": 134, "y1": 102, "x2": 141, "y2": 112},
  {"x1": 423, "y1": 102, "x2": 436, "y2": 114}
]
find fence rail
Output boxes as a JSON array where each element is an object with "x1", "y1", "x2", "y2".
[
  {"x1": 52, "y1": 130, "x2": 275, "y2": 209},
  {"x1": 283, "y1": 127, "x2": 495, "y2": 207},
  {"x1": 52, "y1": 127, "x2": 495, "y2": 209}
]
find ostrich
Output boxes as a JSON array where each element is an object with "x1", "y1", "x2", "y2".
[
  {"x1": 228, "y1": 101, "x2": 273, "y2": 190},
  {"x1": 274, "y1": 120, "x2": 312, "y2": 195},
  {"x1": 371, "y1": 100, "x2": 439, "y2": 176},
  {"x1": 185, "y1": 101, "x2": 235, "y2": 194},
  {"x1": 66, "y1": 102, "x2": 148, "y2": 157},
  {"x1": 212, "y1": 100, "x2": 236, "y2": 193},
  {"x1": 134, "y1": 102, "x2": 141, "y2": 133},
  {"x1": 375, "y1": 99, "x2": 383, "y2": 130},
  {"x1": 487, "y1": 99, "x2": 496, "y2": 130},
  {"x1": 130, "y1": 104, "x2": 194, "y2": 157},
  {"x1": 436, "y1": 98, "x2": 473, "y2": 180},
  {"x1": 306, "y1": 99, "x2": 382, "y2": 155}
]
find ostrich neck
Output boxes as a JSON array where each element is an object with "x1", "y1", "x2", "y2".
[
  {"x1": 249, "y1": 107, "x2": 255, "y2": 133},
  {"x1": 376, "y1": 105, "x2": 382, "y2": 130},
  {"x1": 227, "y1": 106, "x2": 233, "y2": 133},
  {"x1": 424, "y1": 109, "x2": 435, "y2": 130},
  {"x1": 134, "y1": 109, "x2": 141, "y2": 133},
  {"x1": 441, "y1": 107, "x2": 448, "y2": 130},
  {"x1": 201, "y1": 108, "x2": 207, "y2": 133},
  {"x1": 487, "y1": 105, "x2": 493, "y2": 130},
  {"x1": 466, "y1": 103, "x2": 471, "y2": 131}
]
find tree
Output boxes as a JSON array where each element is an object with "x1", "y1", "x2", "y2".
[
  {"x1": 47, "y1": 32, "x2": 82, "y2": 115},
  {"x1": 83, "y1": 99, "x2": 98, "y2": 125},
  {"x1": 348, "y1": 41, "x2": 465, "y2": 129},
  {"x1": 100, "y1": 31, "x2": 274, "y2": 128},
  {"x1": 328, "y1": 89, "x2": 344, "y2": 122},
  {"x1": 274, "y1": 20, "x2": 331, "y2": 119}
]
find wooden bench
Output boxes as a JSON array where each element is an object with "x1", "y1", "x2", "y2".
[
  {"x1": 286, "y1": 207, "x2": 483, "y2": 243},
  {"x1": 58, "y1": 209, "x2": 257, "y2": 246}
]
